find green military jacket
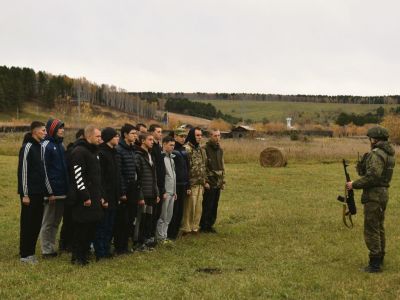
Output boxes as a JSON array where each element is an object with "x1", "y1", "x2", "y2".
[
  {"x1": 204, "y1": 141, "x2": 225, "y2": 188},
  {"x1": 184, "y1": 142, "x2": 207, "y2": 188},
  {"x1": 352, "y1": 141, "x2": 395, "y2": 204}
]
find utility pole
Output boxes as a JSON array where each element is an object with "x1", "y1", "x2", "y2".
[
  {"x1": 137, "y1": 98, "x2": 139, "y2": 123},
  {"x1": 78, "y1": 88, "x2": 81, "y2": 128},
  {"x1": 240, "y1": 98, "x2": 244, "y2": 123}
]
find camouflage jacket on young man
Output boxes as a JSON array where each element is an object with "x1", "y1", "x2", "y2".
[
  {"x1": 352, "y1": 141, "x2": 395, "y2": 204},
  {"x1": 204, "y1": 140, "x2": 225, "y2": 189},
  {"x1": 184, "y1": 142, "x2": 207, "y2": 188}
]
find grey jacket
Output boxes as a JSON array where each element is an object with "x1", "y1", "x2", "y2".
[{"x1": 163, "y1": 152, "x2": 176, "y2": 195}]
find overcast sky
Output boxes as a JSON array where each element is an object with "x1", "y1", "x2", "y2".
[{"x1": 1, "y1": 0, "x2": 399, "y2": 96}]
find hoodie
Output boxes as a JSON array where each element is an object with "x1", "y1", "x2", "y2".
[
  {"x1": 42, "y1": 119, "x2": 68, "y2": 196},
  {"x1": 184, "y1": 128, "x2": 207, "y2": 187},
  {"x1": 163, "y1": 152, "x2": 176, "y2": 194},
  {"x1": 185, "y1": 128, "x2": 199, "y2": 148}
]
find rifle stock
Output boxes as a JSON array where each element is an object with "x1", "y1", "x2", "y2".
[{"x1": 337, "y1": 159, "x2": 357, "y2": 228}]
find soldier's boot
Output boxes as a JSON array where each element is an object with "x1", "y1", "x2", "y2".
[
  {"x1": 379, "y1": 252, "x2": 385, "y2": 266},
  {"x1": 363, "y1": 257, "x2": 382, "y2": 273}
]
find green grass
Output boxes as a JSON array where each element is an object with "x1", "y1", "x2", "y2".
[
  {"x1": 1, "y1": 155, "x2": 400, "y2": 299},
  {"x1": 197, "y1": 100, "x2": 396, "y2": 123}
]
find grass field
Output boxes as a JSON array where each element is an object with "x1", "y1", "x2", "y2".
[
  {"x1": 1, "y1": 154, "x2": 400, "y2": 299},
  {"x1": 196, "y1": 100, "x2": 397, "y2": 123}
]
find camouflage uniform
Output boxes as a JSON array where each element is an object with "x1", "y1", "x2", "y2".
[
  {"x1": 352, "y1": 127, "x2": 395, "y2": 270},
  {"x1": 180, "y1": 142, "x2": 207, "y2": 233}
]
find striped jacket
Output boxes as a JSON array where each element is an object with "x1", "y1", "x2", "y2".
[
  {"x1": 69, "y1": 139, "x2": 103, "y2": 223},
  {"x1": 17, "y1": 134, "x2": 47, "y2": 196}
]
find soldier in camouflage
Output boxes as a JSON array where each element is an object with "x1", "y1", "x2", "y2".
[
  {"x1": 346, "y1": 126, "x2": 395, "y2": 273},
  {"x1": 180, "y1": 127, "x2": 209, "y2": 235}
]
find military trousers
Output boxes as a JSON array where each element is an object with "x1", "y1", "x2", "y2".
[{"x1": 364, "y1": 200, "x2": 387, "y2": 258}]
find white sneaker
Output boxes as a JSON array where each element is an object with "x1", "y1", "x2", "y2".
[{"x1": 20, "y1": 255, "x2": 38, "y2": 264}]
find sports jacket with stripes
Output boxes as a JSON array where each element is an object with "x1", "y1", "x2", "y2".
[{"x1": 17, "y1": 134, "x2": 47, "y2": 196}]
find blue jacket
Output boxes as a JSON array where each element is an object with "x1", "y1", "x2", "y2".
[
  {"x1": 172, "y1": 141, "x2": 189, "y2": 188},
  {"x1": 42, "y1": 136, "x2": 69, "y2": 196}
]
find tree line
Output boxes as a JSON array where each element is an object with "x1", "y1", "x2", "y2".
[
  {"x1": 335, "y1": 107, "x2": 385, "y2": 126},
  {"x1": 130, "y1": 92, "x2": 400, "y2": 105},
  {"x1": 165, "y1": 98, "x2": 240, "y2": 124},
  {"x1": 0, "y1": 66, "x2": 157, "y2": 119}
]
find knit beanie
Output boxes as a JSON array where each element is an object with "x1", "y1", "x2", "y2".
[
  {"x1": 46, "y1": 118, "x2": 64, "y2": 141},
  {"x1": 101, "y1": 127, "x2": 118, "y2": 143}
]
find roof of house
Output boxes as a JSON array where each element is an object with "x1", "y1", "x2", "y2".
[{"x1": 232, "y1": 125, "x2": 256, "y2": 131}]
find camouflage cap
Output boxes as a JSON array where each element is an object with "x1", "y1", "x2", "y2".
[
  {"x1": 367, "y1": 126, "x2": 389, "y2": 140},
  {"x1": 174, "y1": 128, "x2": 187, "y2": 136}
]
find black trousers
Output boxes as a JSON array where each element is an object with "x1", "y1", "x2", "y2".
[
  {"x1": 59, "y1": 203, "x2": 73, "y2": 251},
  {"x1": 72, "y1": 221, "x2": 97, "y2": 262},
  {"x1": 200, "y1": 187, "x2": 221, "y2": 230},
  {"x1": 113, "y1": 188, "x2": 137, "y2": 252},
  {"x1": 19, "y1": 194, "x2": 44, "y2": 258},
  {"x1": 152, "y1": 199, "x2": 162, "y2": 238},
  {"x1": 137, "y1": 198, "x2": 155, "y2": 244},
  {"x1": 168, "y1": 185, "x2": 186, "y2": 239}
]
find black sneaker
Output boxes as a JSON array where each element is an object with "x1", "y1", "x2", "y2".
[
  {"x1": 209, "y1": 228, "x2": 217, "y2": 234},
  {"x1": 135, "y1": 244, "x2": 149, "y2": 252},
  {"x1": 74, "y1": 259, "x2": 89, "y2": 266}
]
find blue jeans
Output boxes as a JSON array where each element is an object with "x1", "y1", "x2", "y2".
[{"x1": 94, "y1": 209, "x2": 116, "y2": 257}]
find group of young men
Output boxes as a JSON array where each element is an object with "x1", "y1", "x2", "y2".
[{"x1": 17, "y1": 120, "x2": 225, "y2": 265}]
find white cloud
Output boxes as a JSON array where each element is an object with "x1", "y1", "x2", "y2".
[{"x1": 0, "y1": 0, "x2": 399, "y2": 95}]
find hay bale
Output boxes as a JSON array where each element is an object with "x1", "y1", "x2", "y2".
[{"x1": 259, "y1": 147, "x2": 287, "y2": 167}]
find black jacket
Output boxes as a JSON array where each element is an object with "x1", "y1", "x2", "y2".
[
  {"x1": 17, "y1": 134, "x2": 47, "y2": 196},
  {"x1": 135, "y1": 147, "x2": 159, "y2": 200},
  {"x1": 173, "y1": 141, "x2": 189, "y2": 187},
  {"x1": 151, "y1": 141, "x2": 166, "y2": 195},
  {"x1": 99, "y1": 143, "x2": 120, "y2": 210},
  {"x1": 116, "y1": 139, "x2": 136, "y2": 197},
  {"x1": 69, "y1": 139, "x2": 103, "y2": 223}
]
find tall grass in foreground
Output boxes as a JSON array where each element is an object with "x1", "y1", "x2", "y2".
[{"x1": 1, "y1": 156, "x2": 400, "y2": 299}]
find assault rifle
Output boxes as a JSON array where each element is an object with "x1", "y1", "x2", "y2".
[{"x1": 337, "y1": 159, "x2": 357, "y2": 228}]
